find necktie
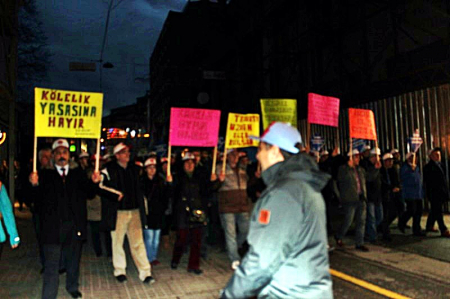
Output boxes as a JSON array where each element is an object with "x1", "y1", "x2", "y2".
[{"x1": 61, "y1": 168, "x2": 66, "y2": 182}]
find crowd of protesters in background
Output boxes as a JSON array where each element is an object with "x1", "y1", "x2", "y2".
[{"x1": 2, "y1": 130, "x2": 449, "y2": 298}]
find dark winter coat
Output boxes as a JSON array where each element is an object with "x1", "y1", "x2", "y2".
[
  {"x1": 424, "y1": 160, "x2": 449, "y2": 203},
  {"x1": 141, "y1": 174, "x2": 170, "y2": 229},
  {"x1": 28, "y1": 167, "x2": 97, "y2": 244},
  {"x1": 99, "y1": 161, "x2": 147, "y2": 230}
]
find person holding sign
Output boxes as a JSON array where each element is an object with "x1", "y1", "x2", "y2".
[
  {"x1": 397, "y1": 153, "x2": 426, "y2": 236},
  {"x1": 334, "y1": 149, "x2": 370, "y2": 252},
  {"x1": 99, "y1": 143, "x2": 154, "y2": 284},
  {"x1": 170, "y1": 153, "x2": 219, "y2": 275},
  {"x1": 221, "y1": 122, "x2": 332, "y2": 299},
  {"x1": 28, "y1": 139, "x2": 101, "y2": 299},
  {"x1": 216, "y1": 149, "x2": 251, "y2": 271}
]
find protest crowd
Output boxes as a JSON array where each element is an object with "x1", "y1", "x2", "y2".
[{"x1": 0, "y1": 91, "x2": 449, "y2": 299}]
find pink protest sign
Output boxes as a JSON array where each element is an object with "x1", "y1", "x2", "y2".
[
  {"x1": 169, "y1": 108, "x2": 221, "y2": 147},
  {"x1": 307, "y1": 93, "x2": 340, "y2": 127}
]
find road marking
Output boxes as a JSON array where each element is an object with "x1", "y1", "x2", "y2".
[{"x1": 330, "y1": 268, "x2": 412, "y2": 299}]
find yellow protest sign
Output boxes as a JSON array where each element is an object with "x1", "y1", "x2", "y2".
[
  {"x1": 260, "y1": 98, "x2": 297, "y2": 129},
  {"x1": 225, "y1": 113, "x2": 260, "y2": 148},
  {"x1": 34, "y1": 87, "x2": 103, "y2": 138}
]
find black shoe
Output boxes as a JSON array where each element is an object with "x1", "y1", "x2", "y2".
[
  {"x1": 59, "y1": 268, "x2": 66, "y2": 275},
  {"x1": 355, "y1": 245, "x2": 369, "y2": 252},
  {"x1": 334, "y1": 237, "x2": 344, "y2": 248},
  {"x1": 68, "y1": 290, "x2": 82, "y2": 298},
  {"x1": 413, "y1": 231, "x2": 426, "y2": 237},
  {"x1": 115, "y1": 275, "x2": 127, "y2": 283},
  {"x1": 170, "y1": 262, "x2": 178, "y2": 270},
  {"x1": 382, "y1": 235, "x2": 392, "y2": 242},
  {"x1": 143, "y1": 276, "x2": 155, "y2": 284},
  {"x1": 187, "y1": 268, "x2": 203, "y2": 275}
]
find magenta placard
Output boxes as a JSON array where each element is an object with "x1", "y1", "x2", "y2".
[
  {"x1": 169, "y1": 108, "x2": 221, "y2": 147},
  {"x1": 307, "y1": 93, "x2": 340, "y2": 127}
]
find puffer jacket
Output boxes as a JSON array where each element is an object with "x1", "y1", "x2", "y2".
[{"x1": 222, "y1": 154, "x2": 333, "y2": 299}]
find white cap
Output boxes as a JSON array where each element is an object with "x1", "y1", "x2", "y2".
[
  {"x1": 364, "y1": 145, "x2": 371, "y2": 151},
  {"x1": 406, "y1": 152, "x2": 415, "y2": 160},
  {"x1": 135, "y1": 161, "x2": 143, "y2": 167},
  {"x1": 390, "y1": 149, "x2": 399, "y2": 154},
  {"x1": 144, "y1": 158, "x2": 157, "y2": 167},
  {"x1": 52, "y1": 139, "x2": 69, "y2": 151},
  {"x1": 113, "y1": 143, "x2": 128, "y2": 155},
  {"x1": 382, "y1": 153, "x2": 394, "y2": 161},
  {"x1": 370, "y1": 148, "x2": 381, "y2": 156},
  {"x1": 79, "y1": 152, "x2": 89, "y2": 159},
  {"x1": 347, "y1": 149, "x2": 360, "y2": 156},
  {"x1": 182, "y1": 152, "x2": 195, "y2": 161},
  {"x1": 250, "y1": 122, "x2": 301, "y2": 154},
  {"x1": 160, "y1": 157, "x2": 168, "y2": 164},
  {"x1": 320, "y1": 150, "x2": 329, "y2": 157}
]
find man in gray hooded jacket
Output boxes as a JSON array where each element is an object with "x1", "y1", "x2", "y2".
[{"x1": 221, "y1": 122, "x2": 333, "y2": 299}]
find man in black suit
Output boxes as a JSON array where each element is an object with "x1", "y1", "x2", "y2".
[
  {"x1": 424, "y1": 147, "x2": 450, "y2": 237},
  {"x1": 29, "y1": 139, "x2": 100, "y2": 299}
]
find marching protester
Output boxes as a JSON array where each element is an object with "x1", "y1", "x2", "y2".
[
  {"x1": 221, "y1": 122, "x2": 332, "y2": 299},
  {"x1": 99, "y1": 142, "x2": 154, "y2": 284},
  {"x1": 0, "y1": 180, "x2": 20, "y2": 258},
  {"x1": 85, "y1": 155, "x2": 111, "y2": 258},
  {"x1": 28, "y1": 139, "x2": 100, "y2": 299},
  {"x1": 216, "y1": 149, "x2": 251, "y2": 270},
  {"x1": 397, "y1": 152, "x2": 426, "y2": 236},
  {"x1": 23, "y1": 147, "x2": 53, "y2": 273},
  {"x1": 424, "y1": 148, "x2": 450, "y2": 237},
  {"x1": 390, "y1": 149, "x2": 406, "y2": 223},
  {"x1": 170, "y1": 152, "x2": 218, "y2": 275},
  {"x1": 363, "y1": 148, "x2": 383, "y2": 243},
  {"x1": 141, "y1": 157, "x2": 171, "y2": 266},
  {"x1": 380, "y1": 153, "x2": 401, "y2": 241},
  {"x1": 159, "y1": 156, "x2": 175, "y2": 250},
  {"x1": 335, "y1": 149, "x2": 369, "y2": 251},
  {"x1": 78, "y1": 152, "x2": 90, "y2": 171}
]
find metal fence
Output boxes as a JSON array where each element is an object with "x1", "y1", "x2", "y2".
[{"x1": 299, "y1": 84, "x2": 450, "y2": 211}]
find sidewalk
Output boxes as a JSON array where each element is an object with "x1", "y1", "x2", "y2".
[{"x1": 0, "y1": 209, "x2": 233, "y2": 299}]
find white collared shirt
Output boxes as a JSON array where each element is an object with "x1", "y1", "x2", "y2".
[{"x1": 55, "y1": 165, "x2": 69, "y2": 177}]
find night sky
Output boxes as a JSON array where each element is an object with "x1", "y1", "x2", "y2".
[{"x1": 37, "y1": 0, "x2": 187, "y2": 115}]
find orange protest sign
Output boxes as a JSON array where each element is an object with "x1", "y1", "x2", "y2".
[{"x1": 348, "y1": 108, "x2": 377, "y2": 140}]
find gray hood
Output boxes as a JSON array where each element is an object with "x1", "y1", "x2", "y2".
[{"x1": 262, "y1": 153, "x2": 330, "y2": 192}]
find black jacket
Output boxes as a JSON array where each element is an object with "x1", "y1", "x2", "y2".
[
  {"x1": 99, "y1": 161, "x2": 147, "y2": 230},
  {"x1": 424, "y1": 160, "x2": 450, "y2": 203},
  {"x1": 28, "y1": 167, "x2": 97, "y2": 244},
  {"x1": 141, "y1": 175, "x2": 171, "y2": 229},
  {"x1": 173, "y1": 169, "x2": 217, "y2": 229}
]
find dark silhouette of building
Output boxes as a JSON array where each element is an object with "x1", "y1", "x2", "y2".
[{"x1": 149, "y1": 0, "x2": 450, "y2": 138}]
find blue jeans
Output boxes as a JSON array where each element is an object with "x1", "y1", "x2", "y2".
[
  {"x1": 219, "y1": 213, "x2": 250, "y2": 262},
  {"x1": 143, "y1": 229, "x2": 161, "y2": 262},
  {"x1": 365, "y1": 202, "x2": 383, "y2": 242},
  {"x1": 336, "y1": 201, "x2": 367, "y2": 246}
]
